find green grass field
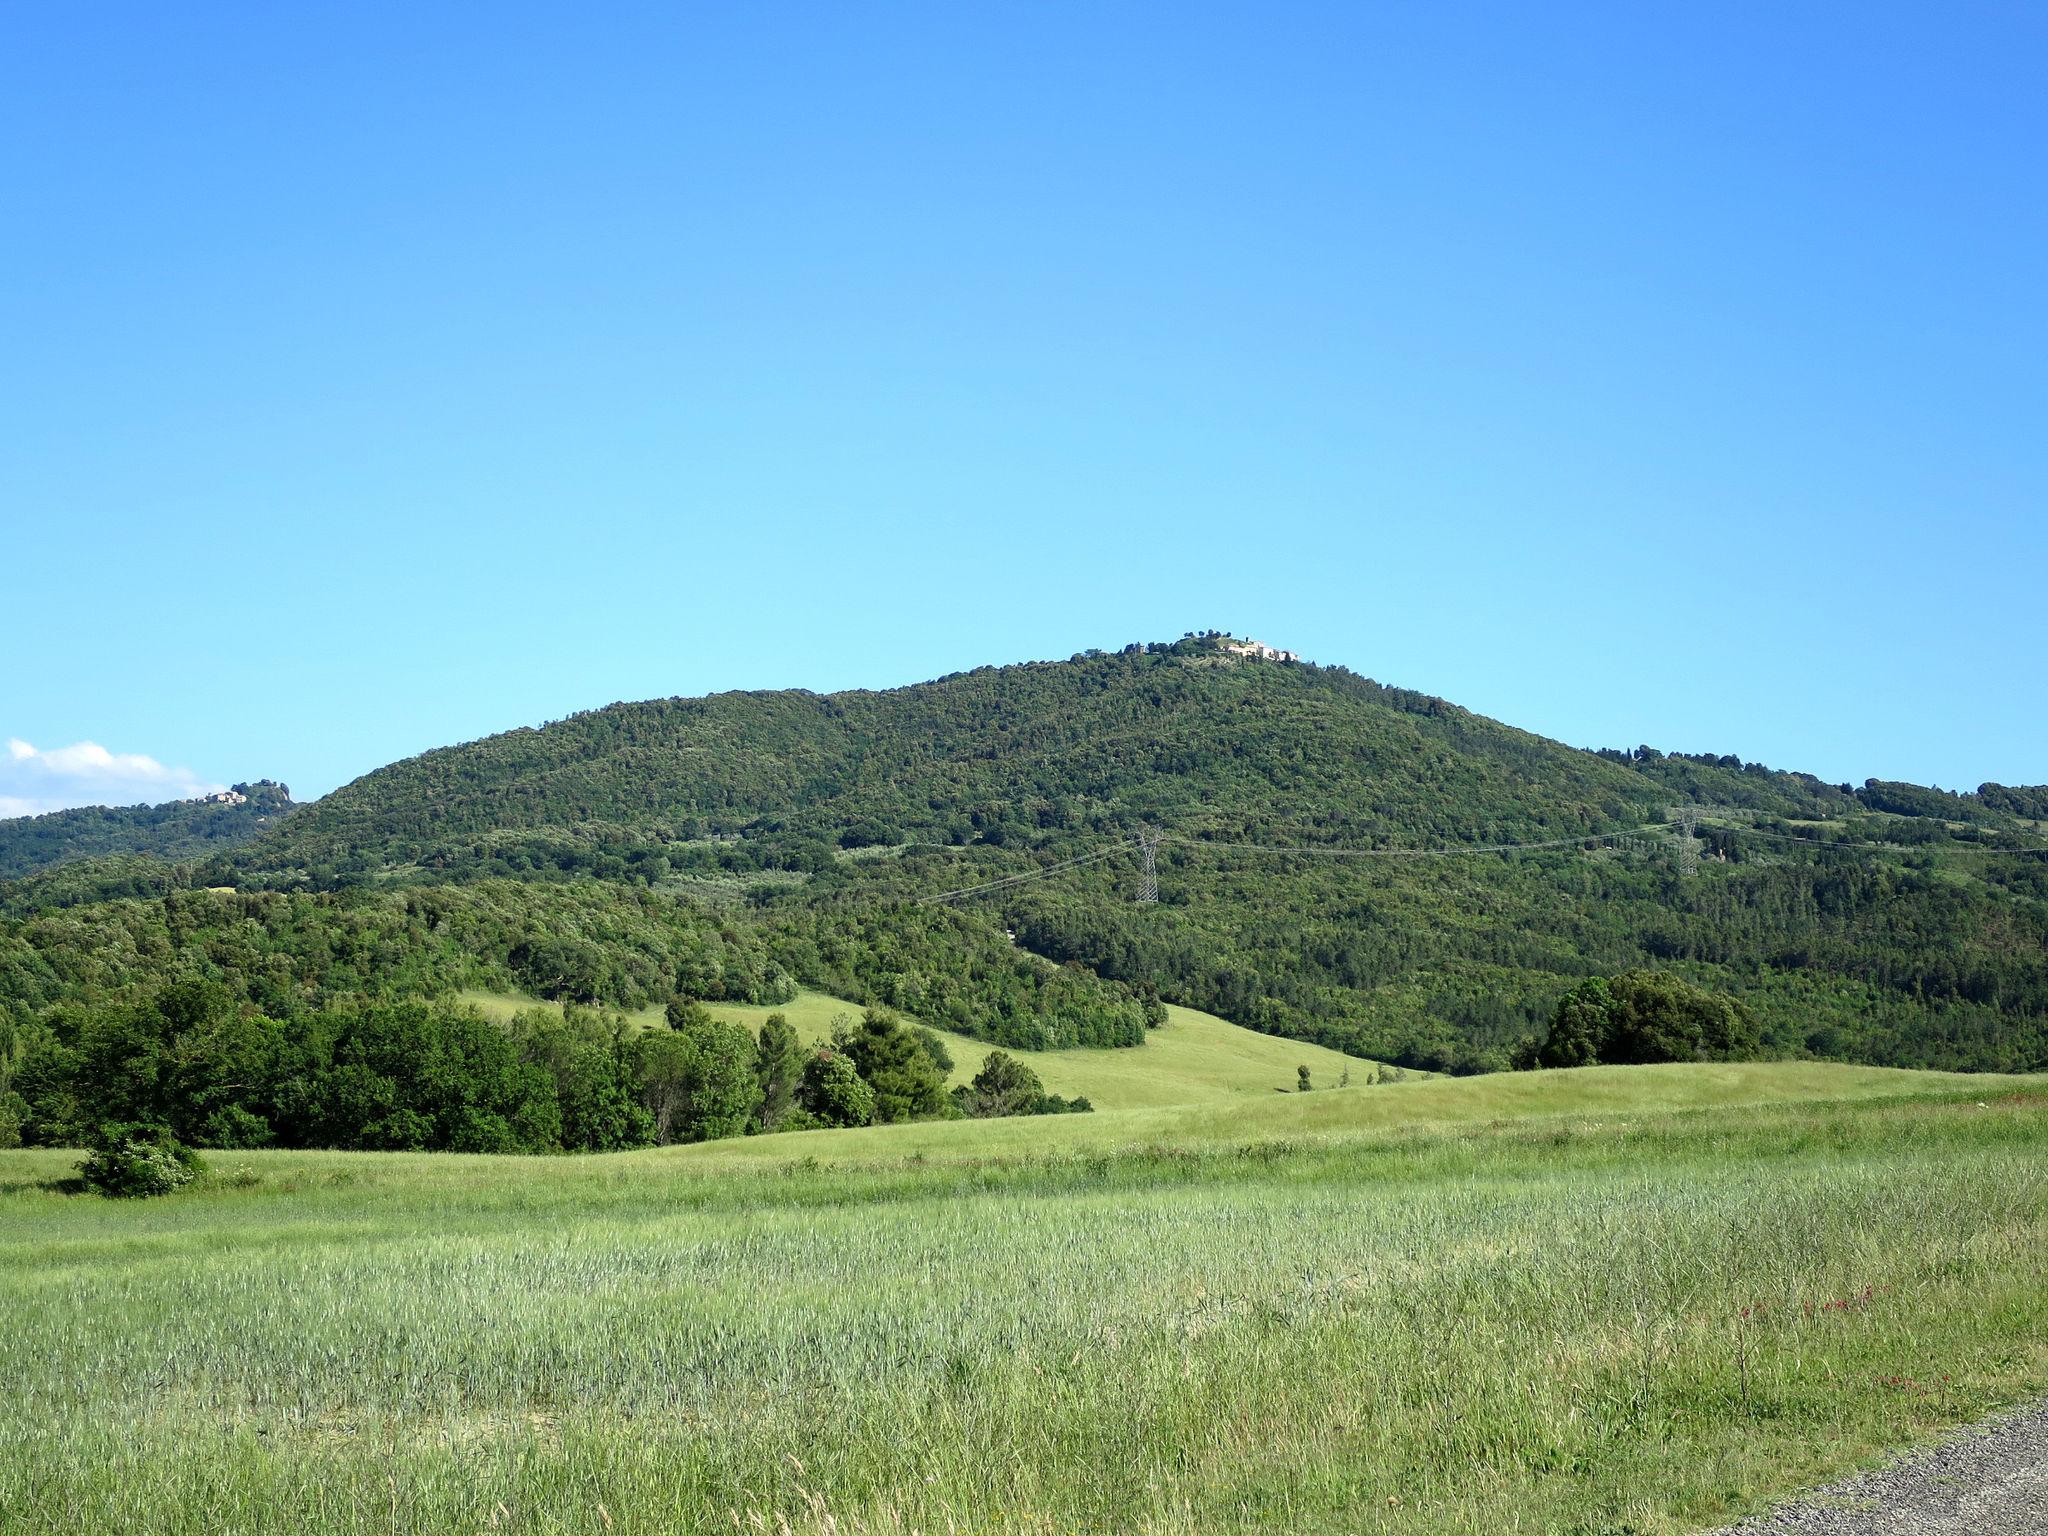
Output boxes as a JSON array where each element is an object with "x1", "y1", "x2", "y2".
[
  {"x1": 4, "y1": 1064, "x2": 2045, "y2": 1535},
  {"x1": 459, "y1": 988, "x2": 1390, "y2": 1110}
]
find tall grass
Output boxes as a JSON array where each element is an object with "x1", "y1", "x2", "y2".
[{"x1": 3, "y1": 1082, "x2": 2044, "y2": 1534}]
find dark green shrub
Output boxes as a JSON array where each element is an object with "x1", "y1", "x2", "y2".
[
  {"x1": 359, "y1": 1107, "x2": 435, "y2": 1151},
  {"x1": 79, "y1": 1123, "x2": 204, "y2": 1198},
  {"x1": 952, "y1": 1051, "x2": 1095, "y2": 1117},
  {"x1": 1537, "y1": 971, "x2": 1761, "y2": 1068},
  {"x1": 913, "y1": 1027, "x2": 954, "y2": 1075},
  {"x1": 199, "y1": 1105, "x2": 274, "y2": 1149},
  {"x1": 956, "y1": 1050, "x2": 1045, "y2": 1117},
  {"x1": 509, "y1": 935, "x2": 610, "y2": 1003},
  {"x1": 797, "y1": 1049, "x2": 874, "y2": 1128}
]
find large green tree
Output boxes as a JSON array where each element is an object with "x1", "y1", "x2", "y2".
[
  {"x1": 753, "y1": 1012, "x2": 806, "y2": 1130},
  {"x1": 797, "y1": 1049, "x2": 874, "y2": 1128},
  {"x1": 832, "y1": 1008, "x2": 950, "y2": 1123},
  {"x1": 640, "y1": 1002, "x2": 759, "y2": 1143}
]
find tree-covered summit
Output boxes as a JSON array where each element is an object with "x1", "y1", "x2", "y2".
[
  {"x1": 0, "y1": 781, "x2": 293, "y2": 881},
  {"x1": 245, "y1": 641, "x2": 1685, "y2": 880},
  {"x1": 5, "y1": 638, "x2": 2044, "y2": 1083}
]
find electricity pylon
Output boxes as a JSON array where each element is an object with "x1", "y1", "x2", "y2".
[
  {"x1": 1667, "y1": 805, "x2": 1702, "y2": 877},
  {"x1": 1137, "y1": 825, "x2": 1160, "y2": 903}
]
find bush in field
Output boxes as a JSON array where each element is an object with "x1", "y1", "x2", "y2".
[
  {"x1": 1537, "y1": 971, "x2": 1761, "y2": 1068},
  {"x1": 79, "y1": 1123, "x2": 204, "y2": 1198},
  {"x1": 956, "y1": 1050, "x2": 1045, "y2": 1117},
  {"x1": 953, "y1": 1050, "x2": 1095, "y2": 1117},
  {"x1": 797, "y1": 1049, "x2": 874, "y2": 1128}
]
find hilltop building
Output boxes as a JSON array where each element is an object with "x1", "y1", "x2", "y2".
[{"x1": 1219, "y1": 638, "x2": 1299, "y2": 663}]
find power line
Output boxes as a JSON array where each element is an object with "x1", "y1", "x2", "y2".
[
  {"x1": 922, "y1": 843, "x2": 1130, "y2": 905},
  {"x1": 1165, "y1": 826, "x2": 1666, "y2": 859}
]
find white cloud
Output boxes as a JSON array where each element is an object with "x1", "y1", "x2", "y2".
[{"x1": 0, "y1": 738, "x2": 226, "y2": 819}]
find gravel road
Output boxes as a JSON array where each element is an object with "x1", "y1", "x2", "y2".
[{"x1": 1713, "y1": 1400, "x2": 2048, "y2": 1534}]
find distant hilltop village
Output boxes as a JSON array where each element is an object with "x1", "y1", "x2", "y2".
[
  {"x1": 1180, "y1": 631, "x2": 1301, "y2": 662},
  {"x1": 194, "y1": 779, "x2": 292, "y2": 809},
  {"x1": 1080, "y1": 633, "x2": 1305, "y2": 664}
]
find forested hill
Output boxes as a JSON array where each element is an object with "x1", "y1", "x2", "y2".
[
  {"x1": 243, "y1": 635, "x2": 2034, "y2": 880},
  {"x1": 0, "y1": 782, "x2": 292, "y2": 880},
  {"x1": 244, "y1": 639, "x2": 1828, "y2": 881},
  {"x1": 9, "y1": 636, "x2": 2046, "y2": 1079}
]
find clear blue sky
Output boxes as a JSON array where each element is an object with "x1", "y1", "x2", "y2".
[{"x1": 5, "y1": 2, "x2": 2043, "y2": 812}]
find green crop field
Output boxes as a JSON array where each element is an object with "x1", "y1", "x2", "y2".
[
  {"x1": 459, "y1": 988, "x2": 1390, "y2": 1110},
  {"x1": 5, "y1": 1066, "x2": 2045, "y2": 1536}
]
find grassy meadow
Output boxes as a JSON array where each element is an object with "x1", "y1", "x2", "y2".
[
  {"x1": 460, "y1": 988, "x2": 1388, "y2": 1110},
  {"x1": 5, "y1": 1065, "x2": 2046, "y2": 1535}
]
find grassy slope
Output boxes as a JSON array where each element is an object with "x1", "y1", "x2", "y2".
[
  {"x1": 654, "y1": 1057, "x2": 2027, "y2": 1169},
  {"x1": 458, "y1": 988, "x2": 1384, "y2": 1110},
  {"x1": 6, "y1": 1059, "x2": 2031, "y2": 1183},
  {"x1": 3, "y1": 1070, "x2": 2044, "y2": 1536}
]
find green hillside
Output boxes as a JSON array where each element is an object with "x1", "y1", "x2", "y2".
[
  {"x1": 653, "y1": 1058, "x2": 2041, "y2": 1169},
  {"x1": 247, "y1": 642, "x2": 1677, "y2": 875},
  {"x1": 218, "y1": 637, "x2": 2048, "y2": 1074},
  {"x1": 0, "y1": 781, "x2": 292, "y2": 880},
  {"x1": 709, "y1": 995, "x2": 1389, "y2": 1111},
  {"x1": 6, "y1": 638, "x2": 2046, "y2": 1091}
]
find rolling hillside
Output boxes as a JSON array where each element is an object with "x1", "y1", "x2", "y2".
[
  {"x1": 217, "y1": 636, "x2": 2048, "y2": 1074},
  {"x1": 461, "y1": 987, "x2": 1388, "y2": 1111},
  {"x1": 246, "y1": 641, "x2": 1682, "y2": 876},
  {"x1": 576, "y1": 1057, "x2": 2048, "y2": 1169},
  {"x1": 6, "y1": 637, "x2": 2045, "y2": 1080}
]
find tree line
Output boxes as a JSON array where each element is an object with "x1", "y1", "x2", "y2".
[
  {"x1": 0, "y1": 879, "x2": 1155, "y2": 1060},
  {"x1": 3, "y1": 979, "x2": 1086, "y2": 1162}
]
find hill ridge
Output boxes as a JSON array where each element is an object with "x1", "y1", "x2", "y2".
[{"x1": 6, "y1": 636, "x2": 2045, "y2": 1076}]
